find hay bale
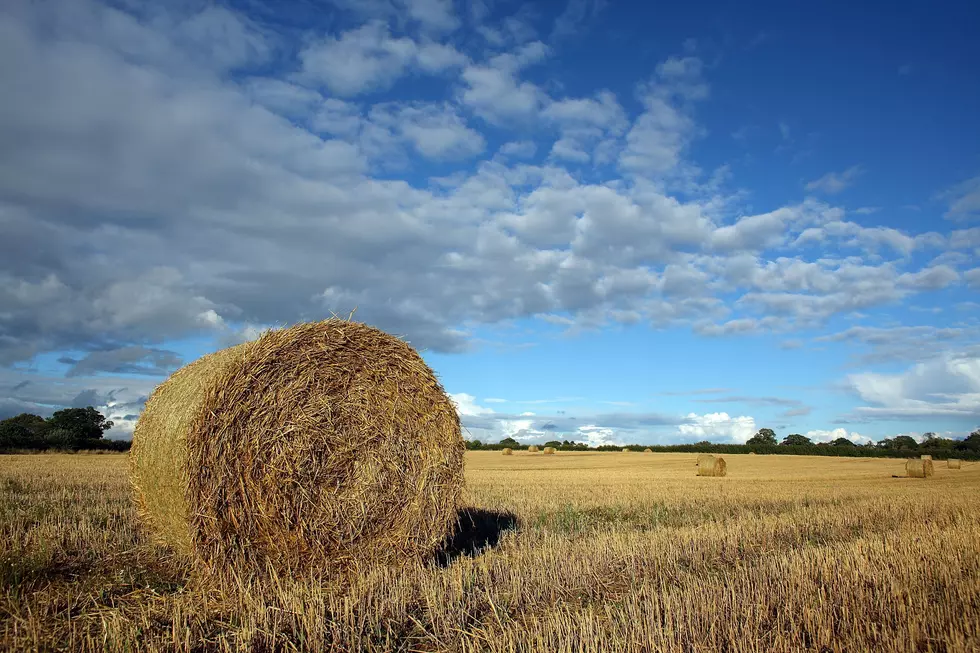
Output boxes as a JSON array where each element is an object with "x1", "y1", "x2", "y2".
[
  {"x1": 542, "y1": 446, "x2": 556, "y2": 455},
  {"x1": 697, "y1": 455, "x2": 727, "y2": 477},
  {"x1": 622, "y1": 448, "x2": 630, "y2": 453},
  {"x1": 921, "y1": 454, "x2": 933, "y2": 461},
  {"x1": 129, "y1": 319, "x2": 464, "y2": 576},
  {"x1": 644, "y1": 448, "x2": 653, "y2": 453},
  {"x1": 502, "y1": 448, "x2": 513, "y2": 456},
  {"x1": 948, "y1": 458, "x2": 962, "y2": 469},
  {"x1": 528, "y1": 445, "x2": 539, "y2": 453},
  {"x1": 906, "y1": 458, "x2": 934, "y2": 478}
]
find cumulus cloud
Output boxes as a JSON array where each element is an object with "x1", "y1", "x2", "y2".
[
  {"x1": 805, "y1": 427, "x2": 872, "y2": 445},
  {"x1": 458, "y1": 42, "x2": 550, "y2": 125},
  {"x1": 296, "y1": 21, "x2": 467, "y2": 96},
  {"x1": 619, "y1": 56, "x2": 707, "y2": 179},
  {"x1": 0, "y1": 0, "x2": 972, "y2": 436},
  {"x1": 846, "y1": 350, "x2": 980, "y2": 419},
  {"x1": 677, "y1": 412, "x2": 757, "y2": 443}
]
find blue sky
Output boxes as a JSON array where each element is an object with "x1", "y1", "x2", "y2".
[{"x1": 1, "y1": 0, "x2": 978, "y2": 446}]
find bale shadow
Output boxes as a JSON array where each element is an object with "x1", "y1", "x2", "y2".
[{"x1": 433, "y1": 508, "x2": 519, "y2": 567}]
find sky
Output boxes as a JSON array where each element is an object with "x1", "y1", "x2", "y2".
[{"x1": 1, "y1": 0, "x2": 979, "y2": 447}]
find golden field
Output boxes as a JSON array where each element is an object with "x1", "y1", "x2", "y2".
[{"x1": 1, "y1": 451, "x2": 978, "y2": 652}]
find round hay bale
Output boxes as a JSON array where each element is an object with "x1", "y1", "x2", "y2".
[
  {"x1": 527, "y1": 445, "x2": 539, "y2": 453},
  {"x1": 622, "y1": 447, "x2": 630, "y2": 453},
  {"x1": 697, "y1": 455, "x2": 727, "y2": 477},
  {"x1": 129, "y1": 319, "x2": 465, "y2": 576},
  {"x1": 920, "y1": 454, "x2": 933, "y2": 461},
  {"x1": 948, "y1": 458, "x2": 962, "y2": 469},
  {"x1": 502, "y1": 448, "x2": 513, "y2": 456},
  {"x1": 906, "y1": 458, "x2": 931, "y2": 478},
  {"x1": 542, "y1": 446, "x2": 556, "y2": 455},
  {"x1": 643, "y1": 448, "x2": 652, "y2": 453},
  {"x1": 923, "y1": 458, "x2": 935, "y2": 477}
]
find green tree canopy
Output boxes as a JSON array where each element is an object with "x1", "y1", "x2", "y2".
[
  {"x1": 892, "y1": 435, "x2": 919, "y2": 450},
  {"x1": 544, "y1": 440, "x2": 563, "y2": 448},
  {"x1": 831, "y1": 437, "x2": 856, "y2": 447},
  {"x1": 498, "y1": 437, "x2": 520, "y2": 447},
  {"x1": 781, "y1": 433, "x2": 812, "y2": 446},
  {"x1": 746, "y1": 428, "x2": 777, "y2": 446},
  {"x1": 0, "y1": 413, "x2": 49, "y2": 448},
  {"x1": 46, "y1": 407, "x2": 113, "y2": 442},
  {"x1": 921, "y1": 432, "x2": 956, "y2": 449}
]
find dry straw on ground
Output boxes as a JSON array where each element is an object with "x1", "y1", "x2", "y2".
[
  {"x1": 502, "y1": 448, "x2": 513, "y2": 456},
  {"x1": 949, "y1": 459, "x2": 962, "y2": 469},
  {"x1": 129, "y1": 319, "x2": 465, "y2": 577},
  {"x1": 528, "y1": 446, "x2": 539, "y2": 453},
  {"x1": 906, "y1": 458, "x2": 934, "y2": 478},
  {"x1": 697, "y1": 455, "x2": 727, "y2": 477},
  {"x1": 543, "y1": 447, "x2": 556, "y2": 455}
]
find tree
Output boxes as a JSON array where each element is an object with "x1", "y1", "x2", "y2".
[
  {"x1": 830, "y1": 437, "x2": 856, "y2": 447},
  {"x1": 892, "y1": 435, "x2": 919, "y2": 450},
  {"x1": 746, "y1": 428, "x2": 777, "y2": 446},
  {"x1": 466, "y1": 439, "x2": 484, "y2": 450},
  {"x1": 694, "y1": 440, "x2": 712, "y2": 446},
  {"x1": 921, "y1": 432, "x2": 955, "y2": 450},
  {"x1": 956, "y1": 429, "x2": 980, "y2": 451},
  {"x1": 0, "y1": 413, "x2": 50, "y2": 449},
  {"x1": 781, "y1": 433, "x2": 812, "y2": 446},
  {"x1": 46, "y1": 407, "x2": 113, "y2": 442},
  {"x1": 544, "y1": 440, "x2": 563, "y2": 449},
  {"x1": 498, "y1": 437, "x2": 520, "y2": 447}
]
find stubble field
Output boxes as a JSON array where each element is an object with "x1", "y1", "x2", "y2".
[{"x1": 1, "y1": 451, "x2": 978, "y2": 652}]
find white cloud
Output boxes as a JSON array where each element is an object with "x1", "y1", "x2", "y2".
[
  {"x1": 396, "y1": 0, "x2": 459, "y2": 33},
  {"x1": 805, "y1": 165, "x2": 864, "y2": 194},
  {"x1": 941, "y1": 174, "x2": 980, "y2": 222},
  {"x1": 498, "y1": 140, "x2": 537, "y2": 158},
  {"x1": 804, "y1": 428, "x2": 872, "y2": 445},
  {"x1": 296, "y1": 21, "x2": 466, "y2": 96},
  {"x1": 370, "y1": 103, "x2": 485, "y2": 159},
  {"x1": 847, "y1": 350, "x2": 980, "y2": 419},
  {"x1": 619, "y1": 57, "x2": 707, "y2": 179},
  {"x1": 450, "y1": 393, "x2": 495, "y2": 416},
  {"x1": 458, "y1": 43, "x2": 550, "y2": 125},
  {"x1": 965, "y1": 268, "x2": 980, "y2": 289},
  {"x1": 678, "y1": 412, "x2": 757, "y2": 443}
]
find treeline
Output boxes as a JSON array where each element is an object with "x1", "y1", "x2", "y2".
[
  {"x1": 466, "y1": 428, "x2": 980, "y2": 461},
  {"x1": 0, "y1": 408, "x2": 130, "y2": 453}
]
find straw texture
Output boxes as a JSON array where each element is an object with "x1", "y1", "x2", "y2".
[
  {"x1": 906, "y1": 458, "x2": 934, "y2": 478},
  {"x1": 129, "y1": 319, "x2": 464, "y2": 576},
  {"x1": 542, "y1": 447, "x2": 556, "y2": 455},
  {"x1": 948, "y1": 459, "x2": 961, "y2": 469},
  {"x1": 696, "y1": 455, "x2": 727, "y2": 477}
]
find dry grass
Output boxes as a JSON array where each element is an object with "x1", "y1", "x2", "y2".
[
  {"x1": 129, "y1": 319, "x2": 464, "y2": 578},
  {"x1": 2, "y1": 452, "x2": 979, "y2": 652}
]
